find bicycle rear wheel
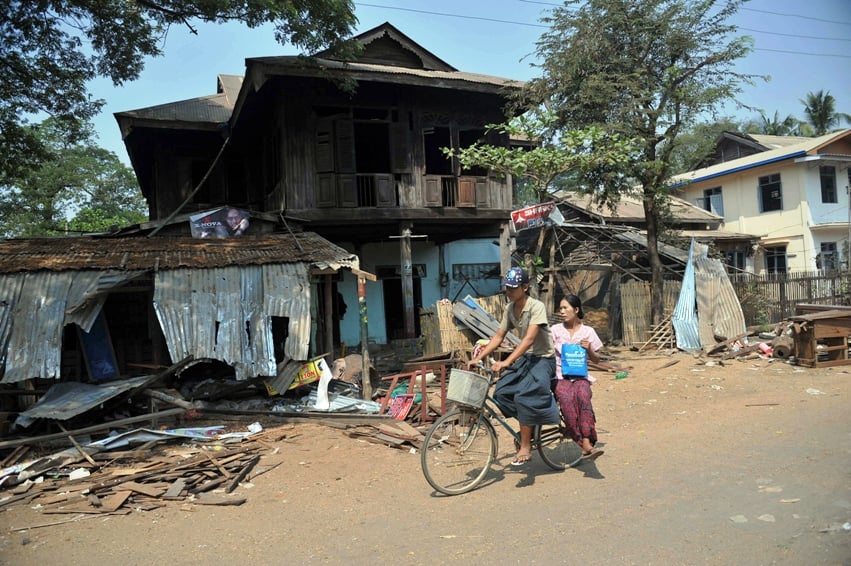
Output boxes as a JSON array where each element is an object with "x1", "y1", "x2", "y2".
[
  {"x1": 421, "y1": 410, "x2": 497, "y2": 495},
  {"x1": 536, "y1": 422, "x2": 582, "y2": 470}
]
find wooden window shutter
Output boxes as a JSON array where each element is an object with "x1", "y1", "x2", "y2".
[
  {"x1": 376, "y1": 174, "x2": 396, "y2": 207},
  {"x1": 316, "y1": 173, "x2": 336, "y2": 207},
  {"x1": 457, "y1": 177, "x2": 476, "y2": 207},
  {"x1": 475, "y1": 178, "x2": 489, "y2": 208},
  {"x1": 338, "y1": 174, "x2": 357, "y2": 207},
  {"x1": 335, "y1": 119, "x2": 356, "y2": 173},
  {"x1": 315, "y1": 118, "x2": 334, "y2": 172},
  {"x1": 424, "y1": 176, "x2": 442, "y2": 207},
  {"x1": 390, "y1": 122, "x2": 411, "y2": 174}
]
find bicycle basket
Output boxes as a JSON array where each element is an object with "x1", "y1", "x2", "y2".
[{"x1": 446, "y1": 368, "x2": 490, "y2": 408}]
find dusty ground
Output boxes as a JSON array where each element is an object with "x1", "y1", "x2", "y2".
[{"x1": 1, "y1": 350, "x2": 849, "y2": 565}]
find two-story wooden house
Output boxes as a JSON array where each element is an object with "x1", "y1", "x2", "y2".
[{"x1": 115, "y1": 22, "x2": 522, "y2": 349}]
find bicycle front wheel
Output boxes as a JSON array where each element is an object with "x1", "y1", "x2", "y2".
[
  {"x1": 421, "y1": 410, "x2": 497, "y2": 495},
  {"x1": 536, "y1": 423, "x2": 582, "y2": 471}
]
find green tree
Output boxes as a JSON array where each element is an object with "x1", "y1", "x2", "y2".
[
  {"x1": 742, "y1": 111, "x2": 801, "y2": 136},
  {"x1": 800, "y1": 90, "x2": 851, "y2": 136},
  {"x1": 668, "y1": 117, "x2": 744, "y2": 173},
  {"x1": 448, "y1": 110, "x2": 638, "y2": 206},
  {"x1": 0, "y1": 118, "x2": 147, "y2": 237},
  {"x1": 0, "y1": 1, "x2": 357, "y2": 183},
  {"x1": 521, "y1": 0, "x2": 761, "y2": 324}
]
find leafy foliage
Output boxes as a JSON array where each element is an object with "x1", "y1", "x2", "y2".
[
  {"x1": 0, "y1": 118, "x2": 147, "y2": 237},
  {"x1": 800, "y1": 90, "x2": 851, "y2": 136},
  {"x1": 519, "y1": 0, "x2": 760, "y2": 322},
  {"x1": 667, "y1": 117, "x2": 743, "y2": 173},
  {"x1": 742, "y1": 111, "x2": 802, "y2": 136},
  {"x1": 447, "y1": 110, "x2": 639, "y2": 206},
  {"x1": 0, "y1": 0, "x2": 357, "y2": 183}
]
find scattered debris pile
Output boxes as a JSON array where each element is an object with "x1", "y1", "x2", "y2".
[{"x1": 0, "y1": 422, "x2": 291, "y2": 518}]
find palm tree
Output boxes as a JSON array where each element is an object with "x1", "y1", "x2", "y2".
[
  {"x1": 800, "y1": 90, "x2": 851, "y2": 136},
  {"x1": 744, "y1": 111, "x2": 801, "y2": 136}
]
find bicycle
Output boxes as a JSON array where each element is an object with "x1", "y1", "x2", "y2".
[{"x1": 420, "y1": 365, "x2": 583, "y2": 495}]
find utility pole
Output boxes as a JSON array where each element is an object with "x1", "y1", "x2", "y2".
[
  {"x1": 352, "y1": 267, "x2": 376, "y2": 400},
  {"x1": 390, "y1": 222, "x2": 426, "y2": 339}
]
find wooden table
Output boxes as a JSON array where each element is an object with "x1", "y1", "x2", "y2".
[{"x1": 790, "y1": 309, "x2": 851, "y2": 368}]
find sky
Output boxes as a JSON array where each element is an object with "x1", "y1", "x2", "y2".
[{"x1": 86, "y1": 0, "x2": 851, "y2": 165}]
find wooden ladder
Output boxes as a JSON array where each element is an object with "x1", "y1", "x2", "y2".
[{"x1": 638, "y1": 313, "x2": 675, "y2": 352}]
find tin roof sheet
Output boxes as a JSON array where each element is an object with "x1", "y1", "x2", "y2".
[
  {"x1": 673, "y1": 129, "x2": 851, "y2": 185},
  {"x1": 556, "y1": 192, "x2": 721, "y2": 223},
  {"x1": 0, "y1": 233, "x2": 358, "y2": 274}
]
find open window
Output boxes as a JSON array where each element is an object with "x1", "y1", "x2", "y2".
[{"x1": 758, "y1": 174, "x2": 782, "y2": 213}]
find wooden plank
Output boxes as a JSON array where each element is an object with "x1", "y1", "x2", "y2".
[
  {"x1": 225, "y1": 455, "x2": 260, "y2": 494},
  {"x1": 118, "y1": 481, "x2": 165, "y2": 498},
  {"x1": 100, "y1": 491, "x2": 132, "y2": 513},
  {"x1": 194, "y1": 495, "x2": 246, "y2": 506},
  {"x1": 163, "y1": 478, "x2": 187, "y2": 499}
]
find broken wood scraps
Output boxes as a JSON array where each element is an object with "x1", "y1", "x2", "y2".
[{"x1": 1, "y1": 423, "x2": 293, "y2": 519}]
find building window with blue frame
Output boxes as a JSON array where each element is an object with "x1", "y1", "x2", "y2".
[{"x1": 698, "y1": 186, "x2": 724, "y2": 217}]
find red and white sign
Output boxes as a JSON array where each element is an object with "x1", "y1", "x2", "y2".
[{"x1": 510, "y1": 202, "x2": 557, "y2": 233}]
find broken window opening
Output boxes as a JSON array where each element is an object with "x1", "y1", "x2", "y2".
[{"x1": 271, "y1": 316, "x2": 290, "y2": 363}]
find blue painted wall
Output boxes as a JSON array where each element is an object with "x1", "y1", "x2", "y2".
[{"x1": 336, "y1": 238, "x2": 502, "y2": 346}]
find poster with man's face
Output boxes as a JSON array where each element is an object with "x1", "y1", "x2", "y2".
[{"x1": 190, "y1": 207, "x2": 250, "y2": 238}]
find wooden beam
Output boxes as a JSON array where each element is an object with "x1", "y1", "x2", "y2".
[
  {"x1": 350, "y1": 267, "x2": 377, "y2": 282},
  {"x1": 0, "y1": 408, "x2": 186, "y2": 451}
]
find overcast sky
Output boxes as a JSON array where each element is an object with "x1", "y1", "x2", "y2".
[{"x1": 87, "y1": 0, "x2": 851, "y2": 164}]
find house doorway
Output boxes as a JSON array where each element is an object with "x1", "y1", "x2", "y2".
[{"x1": 377, "y1": 265, "x2": 424, "y2": 340}]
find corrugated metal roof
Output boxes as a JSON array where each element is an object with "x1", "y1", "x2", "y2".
[
  {"x1": 0, "y1": 233, "x2": 358, "y2": 274},
  {"x1": 116, "y1": 55, "x2": 520, "y2": 128},
  {"x1": 673, "y1": 129, "x2": 851, "y2": 185},
  {"x1": 748, "y1": 134, "x2": 807, "y2": 149},
  {"x1": 217, "y1": 74, "x2": 243, "y2": 106},
  {"x1": 249, "y1": 56, "x2": 524, "y2": 91},
  {"x1": 114, "y1": 93, "x2": 233, "y2": 125},
  {"x1": 556, "y1": 191, "x2": 722, "y2": 223}
]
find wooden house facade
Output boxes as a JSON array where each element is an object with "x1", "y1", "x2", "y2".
[{"x1": 115, "y1": 23, "x2": 523, "y2": 348}]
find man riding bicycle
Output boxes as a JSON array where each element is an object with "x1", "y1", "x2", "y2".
[{"x1": 466, "y1": 267, "x2": 560, "y2": 466}]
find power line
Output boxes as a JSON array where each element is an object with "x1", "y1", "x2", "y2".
[
  {"x1": 356, "y1": 3, "x2": 547, "y2": 28},
  {"x1": 516, "y1": 0, "x2": 851, "y2": 25},
  {"x1": 739, "y1": 27, "x2": 851, "y2": 43},
  {"x1": 755, "y1": 47, "x2": 851, "y2": 59},
  {"x1": 355, "y1": 2, "x2": 851, "y2": 58},
  {"x1": 742, "y1": 7, "x2": 851, "y2": 26}
]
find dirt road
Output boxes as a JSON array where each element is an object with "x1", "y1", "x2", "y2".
[{"x1": 1, "y1": 352, "x2": 849, "y2": 565}]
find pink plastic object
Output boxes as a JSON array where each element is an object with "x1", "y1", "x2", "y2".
[{"x1": 758, "y1": 342, "x2": 773, "y2": 355}]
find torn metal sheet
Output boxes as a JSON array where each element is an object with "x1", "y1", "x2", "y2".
[
  {"x1": 86, "y1": 426, "x2": 227, "y2": 449},
  {"x1": 299, "y1": 390, "x2": 382, "y2": 413},
  {"x1": 16, "y1": 375, "x2": 152, "y2": 422},
  {"x1": 673, "y1": 239, "x2": 746, "y2": 352},
  {"x1": 153, "y1": 264, "x2": 312, "y2": 380},
  {"x1": 0, "y1": 273, "x2": 25, "y2": 370},
  {"x1": 0, "y1": 270, "x2": 145, "y2": 383},
  {"x1": 3, "y1": 272, "x2": 73, "y2": 383},
  {"x1": 673, "y1": 239, "x2": 701, "y2": 353},
  {"x1": 65, "y1": 271, "x2": 146, "y2": 331}
]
